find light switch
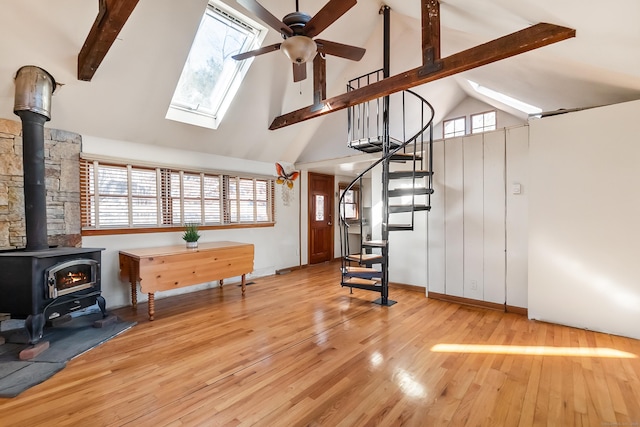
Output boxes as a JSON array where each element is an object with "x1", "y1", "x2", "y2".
[{"x1": 512, "y1": 183, "x2": 522, "y2": 195}]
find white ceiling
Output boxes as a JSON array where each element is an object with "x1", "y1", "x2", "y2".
[{"x1": 1, "y1": 0, "x2": 639, "y2": 170}]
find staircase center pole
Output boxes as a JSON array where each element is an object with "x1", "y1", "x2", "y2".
[{"x1": 381, "y1": 5, "x2": 391, "y2": 305}]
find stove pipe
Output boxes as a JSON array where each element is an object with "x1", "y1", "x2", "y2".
[{"x1": 13, "y1": 66, "x2": 56, "y2": 251}]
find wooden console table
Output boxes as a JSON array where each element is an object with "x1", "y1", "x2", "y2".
[{"x1": 119, "y1": 241, "x2": 254, "y2": 320}]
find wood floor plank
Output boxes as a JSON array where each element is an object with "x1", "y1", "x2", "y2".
[{"x1": 1, "y1": 261, "x2": 639, "y2": 426}]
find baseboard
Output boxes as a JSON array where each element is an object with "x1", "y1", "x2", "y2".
[
  {"x1": 428, "y1": 292, "x2": 528, "y2": 316},
  {"x1": 389, "y1": 282, "x2": 426, "y2": 294},
  {"x1": 275, "y1": 265, "x2": 308, "y2": 274},
  {"x1": 506, "y1": 305, "x2": 528, "y2": 316},
  {"x1": 427, "y1": 292, "x2": 505, "y2": 312}
]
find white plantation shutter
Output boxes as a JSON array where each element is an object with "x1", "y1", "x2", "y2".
[
  {"x1": 79, "y1": 158, "x2": 275, "y2": 230},
  {"x1": 130, "y1": 167, "x2": 158, "y2": 226},
  {"x1": 97, "y1": 164, "x2": 128, "y2": 227},
  {"x1": 79, "y1": 160, "x2": 96, "y2": 228},
  {"x1": 182, "y1": 172, "x2": 203, "y2": 223},
  {"x1": 255, "y1": 180, "x2": 269, "y2": 222},
  {"x1": 204, "y1": 175, "x2": 222, "y2": 224}
]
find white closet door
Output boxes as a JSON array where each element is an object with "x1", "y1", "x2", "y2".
[
  {"x1": 463, "y1": 133, "x2": 484, "y2": 300},
  {"x1": 444, "y1": 137, "x2": 464, "y2": 297},
  {"x1": 483, "y1": 131, "x2": 506, "y2": 304},
  {"x1": 427, "y1": 140, "x2": 446, "y2": 294}
]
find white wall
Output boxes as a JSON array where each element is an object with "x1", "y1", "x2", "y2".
[
  {"x1": 300, "y1": 170, "x2": 309, "y2": 265},
  {"x1": 505, "y1": 126, "x2": 529, "y2": 308},
  {"x1": 81, "y1": 136, "x2": 300, "y2": 309},
  {"x1": 528, "y1": 100, "x2": 640, "y2": 340}
]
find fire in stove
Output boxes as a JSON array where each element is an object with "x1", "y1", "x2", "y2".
[
  {"x1": 64, "y1": 272, "x2": 86, "y2": 284},
  {"x1": 47, "y1": 259, "x2": 99, "y2": 299}
]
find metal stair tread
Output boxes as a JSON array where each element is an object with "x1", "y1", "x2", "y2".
[
  {"x1": 349, "y1": 137, "x2": 402, "y2": 153},
  {"x1": 342, "y1": 266, "x2": 382, "y2": 279},
  {"x1": 349, "y1": 145, "x2": 384, "y2": 154},
  {"x1": 389, "y1": 170, "x2": 433, "y2": 179},
  {"x1": 345, "y1": 253, "x2": 384, "y2": 262},
  {"x1": 388, "y1": 224, "x2": 413, "y2": 231},
  {"x1": 362, "y1": 240, "x2": 388, "y2": 248},
  {"x1": 390, "y1": 153, "x2": 423, "y2": 162},
  {"x1": 389, "y1": 204, "x2": 431, "y2": 213},
  {"x1": 388, "y1": 187, "x2": 434, "y2": 197},
  {"x1": 342, "y1": 277, "x2": 381, "y2": 286},
  {"x1": 343, "y1": 266, "x2": 380, "y2": 273}
]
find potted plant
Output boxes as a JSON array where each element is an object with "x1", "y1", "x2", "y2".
[{"x1": 182, "y1": 223, "x2": 201, "y2": 248}]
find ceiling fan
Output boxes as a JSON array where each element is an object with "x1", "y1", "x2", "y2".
[{"x1": 232, "y1": 0, "x2": 366, "y2": 82}]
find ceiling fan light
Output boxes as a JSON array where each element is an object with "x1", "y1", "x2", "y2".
[{"x1": 281, "y1": 36, "x2": 317, "y2": 64}]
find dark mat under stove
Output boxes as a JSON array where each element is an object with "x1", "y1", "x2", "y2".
[{"x1": 0, "y1": 311, "x2": 135, "y2": 398}]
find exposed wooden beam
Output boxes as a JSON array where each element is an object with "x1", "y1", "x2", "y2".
[
  {"x1": 269, "y1": 23, "x2": 575, "y2": 130},
  {"x1": 313, "y1": 54, "x2": 327, "y2": 105},
  {"x1": 422, "y1": 0, "x2": 441, "y2": 65},
  {"x1": 78, "y1": 0, "x2": 140, "y2": 81}
]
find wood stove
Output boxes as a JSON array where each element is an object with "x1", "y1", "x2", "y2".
[
  {"x1": 0, "y1": 66, "x2": 107, "y2": 344},
  {"x1": 0, "y1": 247, "x2": 105, "y2": 343}
]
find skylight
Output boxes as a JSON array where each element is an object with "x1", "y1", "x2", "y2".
[
  {"x1": 467, "y1": 80, "x2": 542, "y2": 115},
  {"x1": 166, "y1": 0, "x2": 266, "y2": 130}
]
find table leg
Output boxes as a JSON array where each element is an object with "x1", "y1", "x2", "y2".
[
  {"x1": 219, "y1": 279, "x2": 224, "y2": 288},
  {"x1": 131, "y1": 281, "x2": 137, "y2": 308},
  {"x1": 241, "y1": 274, "x2": 246, "y2": 296},
  {"x1": 129, "y1": 259, "x2": 138, "y2": 309},
  {"x1": 148, "y1": 293, "x2": 155, "y2": 321}
]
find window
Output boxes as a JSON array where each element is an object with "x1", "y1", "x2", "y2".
[
  {"x1": 339, "y1": 183, "x2": 360, "y2": 221},
  {"x1": 225, "y1": 176, "x2": 271, "y2": 223},
  {"x1": 315, "y1": 195, "x2": 325, "y2": 221},
  {"x1": 166, "y1": 0, "x2": 266, "y2": 130},
  {"x1": 471, "y1": 111, "x2": 497, "y2": 134},
  {"x1": 80, "y1": 158, "x2": 275, "y2": 232},
  {"x1": 443, "y1": 117, "x2": 466, "y2": 138}
]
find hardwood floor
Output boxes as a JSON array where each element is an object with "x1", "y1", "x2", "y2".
[{"x1": 1, "y1": 262, "x2": 639, "y2": 426}]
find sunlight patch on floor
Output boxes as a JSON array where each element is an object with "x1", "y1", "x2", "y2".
[{"x1": 430, "y1": 343, "x2": 638, "y2": 358}]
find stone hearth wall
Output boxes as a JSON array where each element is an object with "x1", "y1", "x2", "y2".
[{"x1": 0, "y1": 118, "x2": 81, "y2": 249}]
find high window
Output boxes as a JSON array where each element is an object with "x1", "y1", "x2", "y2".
[
  {"x1": 471, "y1": 111, "x2": 497, "y2": 134},
  {"x1": 166, "y1": 0, "x2": 266, "y2": 129},
  {"x1": 443, "y1": 117, "x2": 466, "y2": 138},
  {"x1": 80, "y1": 158, "x2": 275, "y2": 233}
]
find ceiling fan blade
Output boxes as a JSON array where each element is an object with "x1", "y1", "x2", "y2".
[
  {"x1": 236, "y1": 0, "x2": 293, "y2": 37},
  {"x1": 315, "y1": 39, "x2": 365, "y2": 61},
  {"x1": 303, "y1": 0, "x2": 357, "y2": 38},
  {"x1": 293, "y1": 63, "x2": 307, "y2": 82},
  {"x1": 232, "y1": 43, "x2": 281, "y2": 60}
]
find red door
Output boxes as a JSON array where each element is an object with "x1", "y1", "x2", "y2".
[{"x1": 308, "y1": 172, "x2": 334, "y2": 264}]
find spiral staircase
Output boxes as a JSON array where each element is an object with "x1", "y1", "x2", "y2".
[{"x1": 338, "y1": 69, "x2": 435, "y2": 306}]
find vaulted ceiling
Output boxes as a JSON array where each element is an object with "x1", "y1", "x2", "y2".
[{"x1": 1, "y1": 0, "x2": 639, "y2": 166}]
